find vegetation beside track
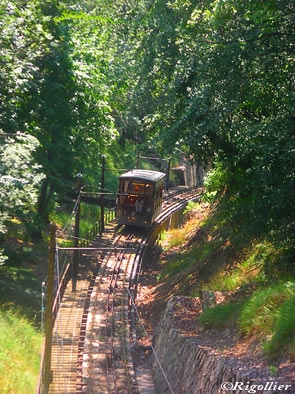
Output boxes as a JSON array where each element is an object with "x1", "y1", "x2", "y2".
[
  {"x1": 0, "y1": 220, "x2": 49, "y2": 392},
  {"x1": 0, "y1": 306, "x2": 43, "y2": 393},
  {"x1": 0, "y1": 185, "x2": 294, "y2": 392},
  {"x1": 159, "y1": 194, "x2": 295, "y2": 363}
]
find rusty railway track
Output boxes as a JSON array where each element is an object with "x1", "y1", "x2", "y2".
[{"x1": 48, "y1": 187, "x2": 201, "y2": 394}]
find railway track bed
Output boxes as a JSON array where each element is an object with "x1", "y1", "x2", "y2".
[{"x1": 47, "y1": 187, "x2": 201, "y2": 394}]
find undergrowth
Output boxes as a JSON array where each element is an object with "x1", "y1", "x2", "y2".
[
  {"x1": 200, "y1": 282, "x2": 295, "y2": 360},
  {"x1": 240, "y1": 282, "x2": 295, "y2": 360},
  {"x1": 51, "y1": 202, "x2": 102, "y2": 240},
  {"x1": 0, "y1": 221, "x2": 46, "y2": 392},
  {"x1": 158, "y1": 194, "x2": 295, "y2": 361},
  {"x1": 0, "y1": 306, "x2": 42, "y2": 393},
  {"x1": 199, "y1": 300, "x2": 245, "y2": 329}
]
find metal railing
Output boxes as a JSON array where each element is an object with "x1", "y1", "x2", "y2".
[
  {"x1": 80, "y1": 207, "x2": 116, "y2": 248},
  {"x1": 37, "y1": 207, "x2": 116, "y2": 394}
]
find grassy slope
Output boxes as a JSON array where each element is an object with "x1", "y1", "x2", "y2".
[
  {"x1": 0, "y1": 232, "x2": 46, "y2": 393},
  {"x1": 0, "y1": 308, "x2": 43, "y2": 393},
  {"x1": 159, "y1": 200, "x2": 295, "y2": 362}
]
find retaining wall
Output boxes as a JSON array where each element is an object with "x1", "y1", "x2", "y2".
[{"x1": 152, "y1": 298, "x2": 291, "y2": 394}]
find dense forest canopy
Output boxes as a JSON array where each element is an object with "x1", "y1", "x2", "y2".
[{"x1": 0, "y1": 0, "x2": 294, "y2": 259}]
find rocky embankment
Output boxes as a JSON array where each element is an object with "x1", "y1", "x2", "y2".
[{"x1": 151, "y1": 297, "x2": 294, "y2": 394}]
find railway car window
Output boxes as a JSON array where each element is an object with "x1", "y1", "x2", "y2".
[
  {"x1": 145, "y1": 184, "x2": 152, "y2": 194},
  {"x1": 129, "y1": 182, "x2": 145, "y2": 194}
]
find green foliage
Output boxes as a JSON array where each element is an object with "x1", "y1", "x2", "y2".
[
  {"x1": 238, "y1": 282, "x2": 295, "y2": 359},
  {"x1": 198, "y1": 268, "x2": 295, "y2": 359},
  {"x1": 201, "y1": 152, "x2": 295, "y2": 250},
  {"x1": 162, "y1": 228, "x2": 187, "y2": 249},
  {"x1": 0, "y1": 0, "x2": 74, "y2": 219},
  {"x1": 161, "y1": 196, "x2": 295, "y2": 359},
  {"x1": 265, "y1": 295, "x2": 295, "y2": 360},
  {"x1": 263, "y1": 247, "x2": 295, "y2": 281},
  {"x1": 200, "y1": 301, "x2": 244, "y2": 329},
  {"x1": 207, "y1": 243, "x2": 273, "y2": 291},
  {"x1": 200, "y1": 282, "x2": 295, "y2": 360},
  {"x1": 79, "y1": 203, "x2": 101, "y2": 236},
  {"x1": 1, "y1": 0, "x2": 294, "y2": 250},
  {"x1": 0, "y1": 133, "x2": 45, "y2": 237},
  {"x1": 0, "y1": 261, "x2": 42, "y2": 322},
  {"x1": 183, "y1": 201, "x2": 201, "y2": 217},
  {"x1": 117, "y1": 0, "x2": 295, "y2": 252},
  {"x1": 1, "y1": 0, "x2": 295, "y2": 371},
  {"x1": 239, "y1": 282, "x2": 295, "y2": 336},
  {"x1": 159, "y1": 256, "x2": 193, "y2": 280},
  {"x1": 201, "y1": 162, "x2": 230, "y2": 203},
  {"x1": 0, "y1": 306, "x2": 42, "y2": 393},
  {"x1": 0, "y1": 0, "x2": 123, "y2": 222}
]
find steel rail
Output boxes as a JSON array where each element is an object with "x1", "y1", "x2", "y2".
[{"x1": 46, "y1": 187, "x2": 201, "y2": 394}]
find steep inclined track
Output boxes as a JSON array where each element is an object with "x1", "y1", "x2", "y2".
[
  {"x1": 48, "y1": 188, "x2": 201, "y2": 394},
  {"x1": 78, "y1": 232, "x2": 140, "y2": 394}
]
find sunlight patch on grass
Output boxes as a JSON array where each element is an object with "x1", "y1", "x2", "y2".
[
  {"x1": 239, "y1": 281, "x2": 295, "y2": 334},
  {"x1": 205, "y1": 242, "x2": 271, "y2": 291},
  {"x1": 239, "y1": 281, "x2": 295, "y2": 360},
  {"x1": 0, "y1": 307, "x2": 43, "y2": 393},
  {"x1": 161, "y1": 228, "x2": 186, "y2": 250}
]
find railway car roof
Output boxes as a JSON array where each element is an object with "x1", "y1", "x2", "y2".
[{"x1": 119, "y1": 169, "x2": 166, "y2": 182}]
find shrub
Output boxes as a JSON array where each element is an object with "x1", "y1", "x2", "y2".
[
  {"x1": 264, "y1": 295, "x2": 295, "y2": 360},
  {"x1": 199, "y1": 300, "x2": 244, "y2": 329}
]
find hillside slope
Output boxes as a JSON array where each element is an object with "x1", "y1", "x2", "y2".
[{"x1": 135, "y1": 201, "x2": 295, "y2": 385}]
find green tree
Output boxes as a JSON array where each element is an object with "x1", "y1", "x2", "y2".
[
  {"x1": 32, "y1": 1, "x2": 77, "y2": 219},
  {"x1": 0, "y1": 0, "x2": 77, "y2": 222},
  {"x1": 0, "y1": 133, "x2": 45, "y2": 236},
  {"x1": 117, "y1": 0, "x2": 295, "y2": 246}
]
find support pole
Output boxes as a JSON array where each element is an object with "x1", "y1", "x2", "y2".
[
  {"x1": 166, "y1": 158, "x2": 171, "y2": 191},
  {"x1": 72, "y1": 173, "x2": 82, "y2": 292},
  {"x1": 100, "y1": 155, "x2": 106, "y2": 234},
  {"x1": 43, "y1": 222, "x2": 56, "y2": 393}
]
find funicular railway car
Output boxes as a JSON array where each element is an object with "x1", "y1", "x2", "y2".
[{"x1": 116, "y1": 169, "x2": 166, "y2": 227}]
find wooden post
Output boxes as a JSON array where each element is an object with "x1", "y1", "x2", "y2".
[
  {"x1": 100, "y1": 155, "x2": 106, "y2": 234},
  {"x1": 43, "y1": 222, "x2": 56, "y2": 393},
  {"x1": 166, "y1": 158, "x2": 171, "y2": 191},
  {"x1": 72, "y1": 173, "x2": 82, "y2": 292}
]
